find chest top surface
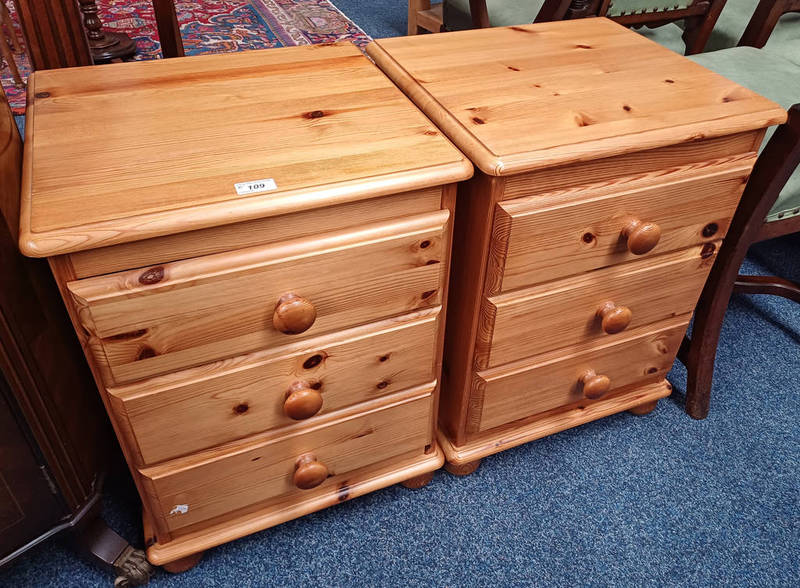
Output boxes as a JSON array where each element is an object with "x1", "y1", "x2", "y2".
[
  {"x1": 20, "y1": 43, "x2": 472, "y2": 257},
  {"x1": 367, "y1": 18, "x2": 786, "y2": 177}
]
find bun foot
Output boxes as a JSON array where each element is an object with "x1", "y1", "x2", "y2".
[
  {"x1": 445, "y1": 459, "x2": 481, "y2": 476},
  {"x1": 628, "y1": 400, "x2": 658, "y2": 416},
  {"x1": 161, "y1": 551, "x2": 204, "y2": 574},
  {"x1": 400, "y1": 471, "x2": 434, "y2": 489}
]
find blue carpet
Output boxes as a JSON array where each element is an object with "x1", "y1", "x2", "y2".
[{"x1": 2, "y1": 236, "x2": 797, "y2": 586}]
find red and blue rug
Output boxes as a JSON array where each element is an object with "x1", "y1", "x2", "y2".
[{"x1": 1, "y1": 0, "x2": 370, "y2": 115}]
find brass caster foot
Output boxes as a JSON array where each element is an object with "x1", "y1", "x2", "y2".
[
  {"x1": 400, "y1": 471, "x2": 434, "y2": 489},
  {"x1": 113, "y1": 546, "x2": 154, "y2": 586},
  {"x1": 162, "y1": 551, "x2": 204, "y2": 574},
  {"x1": 628, "y1": 400, "x2": 658, "y2": 416},
  {"x1": 445, "y1": 459, "x2": 481, "y2": 476}
]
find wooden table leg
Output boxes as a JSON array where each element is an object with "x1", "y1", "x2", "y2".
[
  {"x1": 152, "y1": 0, "x2": 185, "y2": 58},
  {"x1": 76, "y1": 0, "x2": 136, "y2": 62}
]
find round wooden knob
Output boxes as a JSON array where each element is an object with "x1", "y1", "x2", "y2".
[
  {"x1": 283, "y1": 381, "x2": 323, "y2": 420},
  {"x1": 621, "y1": 218, "x2": 661, "y2": 255},
  {"x1": 581, "y1": 369, "x2": 611, "y2": 400},
  {"x1": 293, "y1": 454, "x2": 328, "y2": 490},
  {"x1": 273, "y1": 293, "x2": 316, "y2": 334},
  {"x1": 596, "y1": 301, "x2": 632, "y2": 334}
]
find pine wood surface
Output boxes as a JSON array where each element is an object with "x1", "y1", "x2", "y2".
[
  {"x1": 493, "y1": 155, "x2": 753, "y2": 291},
  {"x1": 485, "y1": 242, "x2": 720, "y2": 368},
  {"x1": 19, "y1": 43, "x2": 472, "y2": 257},
  {"x1": 139, "y1": 386, "x2": 434, "y2": 532},
  {"x1": 68, "y1": 186, "x2": 443, "y2": 279},
  {"x1": 438, "y1": 380, "x2": 672, "y2": 465},
  {"x1": 145, "y1": 443, "x2": 444, "y2": 565},
  {"x1": 68, "y1": 211, "x2": 449, "y2": 384},
  {"x1": 476, "y1": 317, "x2": 688, "y2": 432},
  {"x1": 108, "y1": 310, "x2": 440, "y2": 465},
  {"x1": 366, "y1": 18, "x2": 786, "y2": 176}
]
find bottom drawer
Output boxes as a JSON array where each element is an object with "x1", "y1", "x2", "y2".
[
  {"x1": 140, "y1": 387, "x2": 434, "y2": 532},
  {"x1": 475, "y1": 318, "x2": 688, "y2": 432}
]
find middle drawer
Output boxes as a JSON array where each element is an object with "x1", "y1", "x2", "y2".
[
  {"x1": 108, "y1": 309, "x2": 440, "y2": 465},
  {"x1": 68, "y1": 210, "x2": 449, "y2": 385}
]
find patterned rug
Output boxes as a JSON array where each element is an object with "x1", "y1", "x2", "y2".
[{"x1": 1, "y1": 0, "x2": 370, "y2": 115}]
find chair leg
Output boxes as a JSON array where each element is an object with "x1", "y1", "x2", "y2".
[
  {"x1": 0, "y1": 28, "x2": 23, "y2": 87},
  {"x1": 408, "y1": 0, "x2": 430, "y2": 35},
  {"x1": 739, "y1": 0, "x2": 789, "y2": 49},
  {"x1": 682, "y1": 0, "x2": 726, "y2": 55},
  {"x1": 682, "y1": 106, "x2": 800, "y2": 419},
  {"x1": 734, "y1": 274, "x2": 800, "y2": 302}
]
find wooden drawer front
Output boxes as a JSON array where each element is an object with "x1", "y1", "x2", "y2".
[
  {"x1": 109, "y1": 310, "x2": 440, "y2": 465},
  {"x1": 485, "y1": 243, "x2": 718, "y2": 368},
  {"x1": 140, "y1": 389, "x2": 434, "y2": 532},
  {"x1": 68, "y1": 211, "x2": 450, "y2": 384},
  {"x1": 68, "y1": 187, "x2": 443, "y2": 279},
  {"x1": 494, "y1": 160, "x2": 751, "y2": 292},
  {"x1": 476, "y1": 318, "x2": 687, "y2": 432}
]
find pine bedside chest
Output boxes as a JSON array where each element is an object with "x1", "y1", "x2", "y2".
[
  {"x1": 18, "y1": 44, "x2": 472, "y2": 569},
  {"x1": 366, "y1": 18, "x2": 786, "y2": 473}
]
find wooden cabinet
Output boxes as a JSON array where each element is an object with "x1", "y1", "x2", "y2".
[
  {"x1": 19, "y1": 44, "x2": 472, "y2": 568},
  {"x1": 366, "y1": 18, "x2": 786, "y2": 470}
]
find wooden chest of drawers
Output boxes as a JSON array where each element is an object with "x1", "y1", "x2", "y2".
[
  {"x1": 19, "y1": 44, "x2": 472, "y2": 567},
  {"x1": 366, "y1": 18, "x2": 786, "y2": 470}
]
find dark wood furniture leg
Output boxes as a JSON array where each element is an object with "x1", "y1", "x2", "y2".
[
  {"x1": 682, "y1": 105, "x2": 800, "y2": 419},
  {"x1": 76, "y1": 0, "x2": 136, "y2": 62},
  {"x1": 739, "y1": 0, "x2": 800, "y2": 49},
  {"x1": 152, "y1": 0, "x2": 185, "y2": 58},
  {"x1": 11, "y1": 0, "x2": 92, "y2": 69},
  {"x1": 682, "y1": 0, "x2": 727, "y2": 55}
]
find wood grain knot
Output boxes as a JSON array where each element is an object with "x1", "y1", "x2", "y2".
[
  {"x1": 575, "y1": 44, "x2": 592, "y2": 49},
  {"x1": 421, "y1": 289, "x2": 437, "y2": 300},
  {"x1": 702, "y1": 222, "x2": 719, "y2": 238},
  {"x1": 622, "y1": 105, "x2": 632, "y2": 112},
  {"x1": 233, "y1": 403, "x2": 249, "y2": 415},
  {"x1": 34, "y1": 92, "x2": 50, "y2": 98},
  {"x1": 138, "y1": 266, "x2": 165, "y2": 285},
  {"x1": 337, "y1": 483, "x2": 350, "y2": 502},
  {"x1": 509, "y1": 26, "x2": 536, "y2": 33},
  {"x1": 574, "y1": 112, "x2": 596, "y2": 127},
  {"x1": 507, "y1": 66, "x2": 520, "y2": 71},
  {"x1": 424, "y1": 129, "x2": 438, "y2": 136},
  {"x1": 304, "y1": 110, "x2": 325, "y2": 119},
  {"x1": 378, "y1": 354, "x2": 390, "y2": 363},
  {"x1": 425, "y1": 259, "x2": 440, "y2": 265},
  {"x1": 646, "y1": 367, "x2": 658, "y2": 374},
  {"x1": 419, "y1": 239, "x2": 431, "y2": 249},
  {"x1": 472, "y1": 116, "x2": 486, "y2": 125},
  {"x1": 664, "y1": 79, "x2": 675, "y2": 84},
  {"x1": 581, "y1": 232, "x2": 595, "y2": 244},
  {"x1": 303, "y1": 353, "x2": 324, "y2": 369},
  {"x1": 137, "y1": 346, "x2": 157, "y2": 360},
  {"x1": 376, "y1": 380, "x2": 389, "y2": 390},
  {"x1": 700, "y1": 243, "x2": 717, "y2": 259}
]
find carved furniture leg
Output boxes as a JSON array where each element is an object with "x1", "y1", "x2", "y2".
[
  {"x1": 683, "y1": 105, "x2": 800, "y2": 419},
  {"x1": 628, "y1": 399, "x2": 658, "y2": 416},
  {"x1": 445, "y1": 459, "x2": 481, "y2": 476},
  {"x1": 73, "y1": 502, "x2": 154, "y2": 587},
  {"x1": 400, "y1": 471, "x2": 435, "y2": 489},
  {"x1": 739, "y1": 0, "x2": 793, "y2": 49},
  {"x1": 161, "y1": 551, "x2": 205, "y2": 573},
  {"x1": 76, "y1": 0, "x2": 136, "y2": 62},
  {"x1": 152, "y1": 0, "x2": 185, "y2": 58}
]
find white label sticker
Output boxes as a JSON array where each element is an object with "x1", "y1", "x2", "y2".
[
  {"x1": 169, "y1": 504, "x2": 189, "y2": 515},
  {"x1": 234, "y1": 178, "x2": 277, "y2": 196}
]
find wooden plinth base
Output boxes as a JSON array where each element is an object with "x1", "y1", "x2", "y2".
[
  {"x1": 145, "y1": 445, "x2": 444, "y2": 567},
  {"x1": 439, "y1": 380, "x2": 672, "y2": 466},
  {"x1": 161, "y1": 551, "x2": 204, "y2": 573}
]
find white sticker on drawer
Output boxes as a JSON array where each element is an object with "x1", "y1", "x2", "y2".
[{"x1": 234, "y1": 178, "x2": 277, "y2": 196}]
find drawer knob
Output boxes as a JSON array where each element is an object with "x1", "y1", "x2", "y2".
[
  {"x1": 622, "y1": 218, "x2": 661, "y2": 255},
  {"x1": 293, "y1": 454, "x2": 328, "y2": 490},
  {"x1": 581, "y1": 369, "x2": 611, "y2": 399},
  {"x1": 273, "y1": 293, "x2": 317, "y2": 334},
  {"x1": 284, "y1": 381, "x2": 323, "y2": 420},
  {"x1": 597, "y1": 301, "x2": 632, "y2": 334}
]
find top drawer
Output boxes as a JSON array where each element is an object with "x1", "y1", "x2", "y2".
[
  {"x1": 68, "y1": 211, "x2": 450, "y2": 384},
  {"x1": 492, "y1": 158, "x2": 753, "y2": 292}
]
